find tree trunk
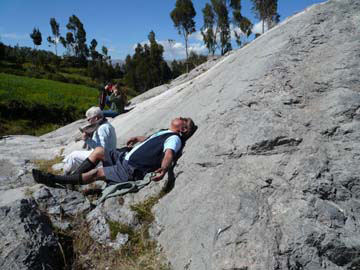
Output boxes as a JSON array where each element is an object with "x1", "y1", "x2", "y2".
[{"x1": 185, "y1": 35, "x2": 189, "y2": 73}]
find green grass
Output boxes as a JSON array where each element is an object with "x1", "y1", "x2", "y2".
[
  {"x1": 107, "y1": 193, "x2": 168, "y2": 261},
  {"x1": 65, "y1": 193, "x2": 172, "y2": 270},
  {"x1": 33, "y1": 152, "x2": 64, "y2": 174},
  {"x1": 59, "y1": 72, "x2": 98, "y2": 88},
  {"x1": 0, "y1": 118, "x2": 62, "y2": 136},
  {"x1": 0, "y1": 73, "x2": 99, "y2": 136},
  {"x1": 0, "y1": 61, "x2": 99, "y2": 87},
  {"x1": 0, "y1": 72, "x2": 97, "y2": 107},
  {"x1": 60, "y1": 66, "x2": 88, "y2": 75}
]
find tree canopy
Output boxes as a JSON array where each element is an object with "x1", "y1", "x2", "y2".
[
  {"x1": 30, "y1": 28, "x2": 42, "y2": 49},
  {"x1": 231, "y1": 0, "x2": 253, "y2": 46},
  {"x1": 201, "y1": 3, "x2": 217, "y2": 55},
  {"x1": 124, "y1": 31, "x2": 172, "y2": 93},
  {"x1": 170, "y1": 0, "x2": 196, "y2": 70},
  {"x1": 251, "y1": 0, "x2": 278, "y2": 33},
  {"x1": 47, "y1": 18, "x2": 60, "y2": 56},
  {"x1": 64, "y1": 15, "x2": 89, "y2": 64}
]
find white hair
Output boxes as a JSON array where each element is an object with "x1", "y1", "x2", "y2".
[{"x1": 86, "y1": 106, "x2": 103, "y2": 119}]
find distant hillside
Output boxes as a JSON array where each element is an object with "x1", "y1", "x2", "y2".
[{"x1": 0, "y1": 73, "x2": 98, "y2": 136}]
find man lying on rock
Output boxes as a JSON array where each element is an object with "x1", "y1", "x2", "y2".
[{"x1": 32, "y1": 117, "x2": 196, "y2": 186}]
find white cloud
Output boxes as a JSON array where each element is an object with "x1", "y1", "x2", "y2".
[
  {"x1": 48, "y1": 36, "x2": 61, "y2": 43},
  {"x1": 158, "y1": 40, "x2": 182, "y2": 59},
  {"x1": 190, "y1": 30, "x2": 203, "y2": 41},
  {"x1": 192, "y1": 24, "x2": 247, "y2": 44},
  {"x1": 59, "y1": 26, "x2": 67, "y2": 33},
  {"x1": 172, "y1": 42, "x2": 183, "y2": 49},
  {"x1": 161, "y1": 40, "x2": 207, "y2": 59},
  {"x1": 132, "y1": 41, "x2": 147, "y2": 50},
  {"x1": 188, "y1": 42, "x2": 207, "y2": 55},
  {"x1": 128, "y1": 23, "x2": 252, "y2": 60},
  {"x1": 131, "y1": 39, "x2": 184, "y2": 59},
  {"x1": 128, "y1": 22, "x2": 259, "y2": 60},
  {"x1": 131, "y1": 39, "x2": 208, "y2": 60},
  {"x1": 252, "y1": 21, "x2": 268, "y2": 34},
  {"x1": 230, "y1": 24, "x2": 244, "y2": 40},
  {"x1": 1, "y1": 33, "x2": 28, "y2": 40}
]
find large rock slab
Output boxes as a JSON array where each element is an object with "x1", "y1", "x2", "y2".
[
  {"x1": 1, "y1": 0, "x2": 359, "y2": 269},
  {"x1": 149, "y1": 0, "x2": 360, "y2": 269},
  {"x1": 86, "y1": 179, "x2": 164, "y2": 245},
  {"x1": 0, "y1": 188, "x2": 63, "y2": 270}
]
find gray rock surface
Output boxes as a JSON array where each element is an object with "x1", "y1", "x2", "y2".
[
  {"x1": 85, "y1": 180, "x2": 163, "y2": 245},
  {"x1": 151, "y1": 1, "x2": 360, "y2": 269},
  {"x1": 33, "y1": 185, "x2": 91, "y2": 228},
  {"x1": 128, "y1": 56, "x2": 220, "y2": 106},
  {"x1": 0, "y1": 190, "x2": 62, "y2": 270},
  {"x1": 0, "y1": 0, "x2": 359, "y2": 269}
]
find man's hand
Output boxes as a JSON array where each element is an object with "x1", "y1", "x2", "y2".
[
  {"x1": 81, "y1": 132, "x2": 89, "y2": 141},
  {"x1": 126, "y1": 136, "x2": 147, "y2": 147},
  {"x1": 126, "y1": 137, "x2": 138, "y2": 147},
  {"x1": 104, "y1": 84, "x2": 113, "y2": 92},
  {"x1": 151, "y1": 149, "x2": 174, "y2": 182},
  {"x1": 151, "y1": 167, "x2": 167, "y2": 182}
]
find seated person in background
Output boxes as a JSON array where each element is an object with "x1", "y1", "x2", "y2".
[
  {"x1": 33, "y1": 117, "x2": 197, "y2": 186},
  {"x1": 99, "y1": 83, "x2": 111, "y2": 110},
  {"x1": 63, "y1": 106, "x2": 117, "y2": 175},
  {"x1": 102, "y1": 82, "x2": 126, "y2": 118}
]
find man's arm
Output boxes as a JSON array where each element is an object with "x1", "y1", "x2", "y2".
[
  {"x1": 109, "y1": 92, "x2": 118, "y2": 102},
  {"x1": 151, "y1": 149, "x2": 174, "y2": 182},
  {"x1": 126, "y1": 136, "x2": 147, "y2": 147},
  {"x1": 85, "y1": 125, "x2": 109, "y2": 149}
]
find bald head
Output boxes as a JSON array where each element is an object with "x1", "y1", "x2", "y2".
[{"x1": 170, "y1": 117, "x2": 197, "y2": 140}]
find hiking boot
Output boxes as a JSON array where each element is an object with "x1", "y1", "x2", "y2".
[
  {"x1": 32, "y1": 169, "x2": 57, "y2": 186},
  {"x1": 33, "y1": 168, "x2": 83, "y2": 186}
]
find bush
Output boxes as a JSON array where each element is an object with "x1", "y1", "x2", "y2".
[{"x1": 45, "y1": 73, "x2": 69, "y2": 83}]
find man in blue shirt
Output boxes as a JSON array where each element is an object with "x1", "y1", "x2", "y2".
[
  {"x1": 63, "y1": 107, "x2": 117, "y2": 174},
  {"x1": 33, "y1": 117, "x2": 196, "y2": 186}
]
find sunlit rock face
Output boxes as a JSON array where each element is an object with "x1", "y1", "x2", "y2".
[
  {"x1": 150, "y1": 0, "x2": 360, "y2": 269},
  {"x1": 0, "y1": 194, "x2": 62, "y2": 270},
  {"x1": 0, "y1": 0, "x2": 359, "y2": 269}
]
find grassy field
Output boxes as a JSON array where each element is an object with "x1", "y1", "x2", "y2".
[
  {"x1": 0, "y1": 61, "x2": 99, "y2": 88},
  {"x1": 0, "y1": 73, "x2": 99, "y2": 136}
]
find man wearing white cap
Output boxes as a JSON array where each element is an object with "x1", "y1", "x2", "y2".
[{"x1": 63, "y1": 106, "x2": 117, "y2": 174}]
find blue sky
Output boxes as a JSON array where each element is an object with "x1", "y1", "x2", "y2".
[{"x1": 0, "y1": 0, "x2": 326, "y2": 60}]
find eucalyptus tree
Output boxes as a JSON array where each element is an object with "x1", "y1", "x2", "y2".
[
  {"x1": 101, "y1": 46, "x2": 108, "y2": 58},
  {"x1": 123, "y1": 31, "x2": 171, "y2": 93},
  {"x1": 59, "y1": 32, "x2": 75, "y2": 56},
  {"x1": 148, "y1": 30, "x2": 171, "y2": 85},
  {"x1": 170, "y1": 0, "x2": 196, "y2": 71},
  {"x1": 230, "y1": 0, "x2": 253, "y2": 47},
  {"x1": 211, "y1": 0, "x2": 232, "y2": 55},
  {"x1": 102, "y1": 46, "x2": 110, "y2": 63},
  {"x1": 66, "y1": 15, "x2": 89, "y2": 63},
  {"x1": 251, "y1": 0, "x2": 278, "y2": 34},
  {"x1": 201, "y1": 3, "x2": 217, "y2": 55},
  {"x1": 89, "y1": 39, "x2": 99, "y2": 61},
  {"x1": 47, "y1": 18, "x2": 60, "y2": 55},
  {"x1": 267, "y1": 12, "x2": 280, "y2": 30},
  {"x1": 30, "y1": 28, "x2": 42, "y2": 49}
]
